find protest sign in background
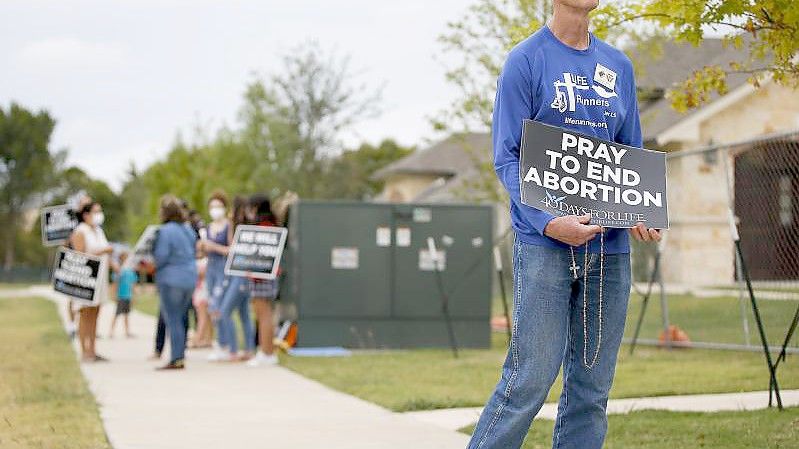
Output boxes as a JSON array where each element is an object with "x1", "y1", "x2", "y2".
[
  {"x1": 225, "y1": 225, "x2": 288, "y2": 280},
  {"x1": 520, "y1": 120, "x2": 669, "y2": 229},
  {"x1": 52, "y1": 247, "x2": 105, "y2": 305},
  {"x1": 126, "y1": 225, "x2": 160, "y2": 268},
  {"x1": 41, "y1": 205, "x2": 78, "y2": 246}
]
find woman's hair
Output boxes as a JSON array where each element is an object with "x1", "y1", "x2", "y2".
[
  {"x1": 159, "y1": 194, "x2": 186, "y2": 223},
  {"x1": 77, "y1": 201, "x2": 98, "y2": 223},
  {"x1": 249, "y1": 193, "x2": 274, "y2": 224},
  {"x1": 208, "y1": 190, "x2": 229, "y2": 208},
  {"x1": 231, "y1": 195, "x2": 249, "y2": 227}
]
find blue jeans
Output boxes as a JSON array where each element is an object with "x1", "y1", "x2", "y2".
[
  {"x1": 157, "y1": 283, "x2": 194, "y2": 364},
  {"x1": 206, "y1": 259, "x2": 227, "y2": 346},
  {"x1": 219, "y1": 276, "x2": 255, "y2": 354},
  {"x1": 467, "y1": 239, "x2": 631, "y2": 449},
  {"x1": 154, "y1": 307, "x2": 188, "y2": 355}
]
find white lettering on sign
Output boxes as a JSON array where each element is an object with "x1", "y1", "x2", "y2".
[{"x1": 561, "y1": 132, "x2": 627, "y2": 164}]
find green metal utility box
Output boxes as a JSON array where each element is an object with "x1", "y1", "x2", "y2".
[{"x1": 282, "y1": 201, "x2": 493, "y2": 349}]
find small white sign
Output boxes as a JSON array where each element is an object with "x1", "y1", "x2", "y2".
[
  {"x1": 413, "y1": 207, "x2": 432, "y2": 223},
  {"x1": 331, "y1": 247, "x2": 359, "y2": 270},
  {"x1": 593, "y1": 62, "x2": 617, "y2": 92},
  {"x1": 396, "y1": 227, "x2": 411, "y2": 247},
  {"x1": 376, "y1": 226, "x2": 391, "y2": 247}
]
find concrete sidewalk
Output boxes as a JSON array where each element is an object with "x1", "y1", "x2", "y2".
[
  {"x1": 405, "y1": 390, "x2": 799, "y2": 432},
  {"x1": 20, "y1": 286, "x2": 469, "y2": 449}
]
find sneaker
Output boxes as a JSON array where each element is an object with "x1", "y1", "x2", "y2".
[
  {"x1": 207, "y1": 350, "x2": 235, "y2": 362},
  {"x1": 246, "y1": 351, "x2": 279, "y2": 367},
  {"x1": 206, "y1": 349, "x2": 226, "y2": 362}
]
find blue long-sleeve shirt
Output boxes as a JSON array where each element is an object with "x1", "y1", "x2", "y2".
[
  {"x1": 494, "y1": 25, "x2": 642, "y2": 253},
  {"x1": 153, "y1": 221, "x2": 198, "y2": 289}
]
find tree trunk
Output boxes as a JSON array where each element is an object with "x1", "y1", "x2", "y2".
[
  {"x1": 3, "y1": 243, "x2": 13, "y2": 271},
  {"x1": 3, "y1": 212, "x2": 16, "y2": 271}
]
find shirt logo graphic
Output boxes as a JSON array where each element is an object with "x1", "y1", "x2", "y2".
[
  {"x1": 592, "y1": 63, "x2": 618, "y2": 99},
  {"x1": 551, "y1": 72, "x2": 589, "y2": 113}
]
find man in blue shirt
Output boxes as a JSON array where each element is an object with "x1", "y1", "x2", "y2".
[{"x1": 467, "y1": 1, "x2": 661, "y2": 448}]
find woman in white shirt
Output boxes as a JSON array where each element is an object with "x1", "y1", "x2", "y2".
[{"x1": 70, "y1": 201, "x2": 113, "y2": 362}]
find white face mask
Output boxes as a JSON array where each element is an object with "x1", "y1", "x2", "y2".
[
  {"x1": 209, "y1": 207, "x2": 226, "y2": 221},
  {"x1": 93, "y1": 212, "x2": 105, "y2": 227}
]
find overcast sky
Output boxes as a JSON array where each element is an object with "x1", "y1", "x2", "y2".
[{"x1": 1, "y1": 0, "x2": 475, "y2": 190}]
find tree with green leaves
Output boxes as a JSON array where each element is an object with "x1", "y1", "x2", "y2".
[
  {"x1": 122, "y1": 42, "x2": 386, "y2": 237},
  {"x1": 595, "y1": 0, "x2": 798, "y2": 111},
  {"x1": 57, "y1": 166, "x2": 125, "y2": 241},
  {"x1": 241, "y1": 42, "x2": 383, "y2": 198},
  {"x1": 320, "y1": 139, "x2": 414, "y2": 200},
  {"x1": 435, "y1": 0, "x2": 551, "y2": 132},
  {"x1": 0, "y1": 103, "x2": 62, "y2": 269}
]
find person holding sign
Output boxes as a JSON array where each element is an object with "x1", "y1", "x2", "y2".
[
  {"x1": 467, "y1": 2, "x2": 660, "y2": 449},
  {"x1": 63, "y1": 192, "x2": 94, "y2": 341},
  {"x1": 70, "y1": 201, "x2": 113, "y2": 363},
  {"x1": 245, "y1": 193, "x2": 280, "y2": 368},
  {"x1": 152, "y1": 195, "x2": 198, "y2": 370}
]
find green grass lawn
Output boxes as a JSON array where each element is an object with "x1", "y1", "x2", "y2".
[
  {"x1": 0, "y1": 297, "x2": 110, "y2": 449},
  {"x1": 0, "y1": 283, "x2": 37, "y2": 290},
  {"x1": 626, "y1": 293, "x2": 798, "y2": 347},
  {"x1": 132, "y1": 287, "x2": 159, "y2": 317},
  {"x1": 460, "y1": 407, "x2": 799, "y2": 449}
]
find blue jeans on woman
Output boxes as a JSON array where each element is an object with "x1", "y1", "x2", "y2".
[
  {"x1": 154, "y1": 307, "x2": 188, "y2": 355},
  {"x1": 206, "y1": 258, "x2": 227, "y2": 347},
  {"x1": 156, "y1": 283, "x2": 194, "y2": 364},
  {"x1": 219, "y1": 276, "x2": 255, "y2": 354},
  {"x1": 467, "y1": 239, "x2": 631, "y2": 449}
]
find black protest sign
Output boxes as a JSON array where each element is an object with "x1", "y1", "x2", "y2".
[
  {"x1": 224, "y1": 225, "x2": 288, "y2": 280},
  {"x1": 41, "y1": 205, "x2": 79, "y2": 246},
  {"x1": 52, "y1": 247, "x2": 105, "y2": 304},
  {"x1": 520, "y1": 120, "x2": 669, "y2": 229}
]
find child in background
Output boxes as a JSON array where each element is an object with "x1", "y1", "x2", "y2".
[{"x1": 110, "y1": 252, "x2": 138, "y2": 338}]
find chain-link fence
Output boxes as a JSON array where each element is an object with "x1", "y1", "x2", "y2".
[{"x1": 628, "y1": 130, "x2": 799, "y2": 355}]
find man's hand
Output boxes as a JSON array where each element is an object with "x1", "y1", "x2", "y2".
[
  {"x1": 543, "y1": 214, "x2": 602, "y2": 246},
  {"x1": 629, "y1": 222, "x2": 661, "y2": 242}
]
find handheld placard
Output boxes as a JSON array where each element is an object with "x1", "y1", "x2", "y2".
[
  {"x1": 519, "y1": 120, "x2": 669, "y2": 229},
  {"x1": 225, "y1": 225, "x2": 288, "y2": 280}
]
